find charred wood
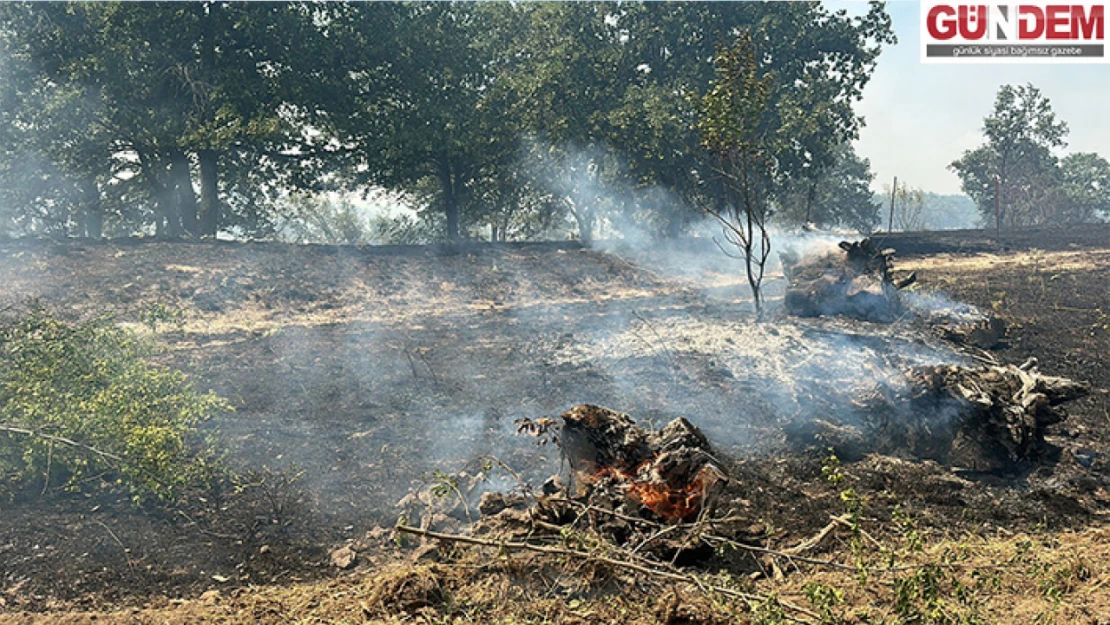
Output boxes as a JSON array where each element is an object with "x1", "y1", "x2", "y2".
[
  {"x1": 789, "y1": 362, "x2": 1089, "y2": 472},
  {"x1": 783, "y1": 238, "x2": 915, "y2": 322}
]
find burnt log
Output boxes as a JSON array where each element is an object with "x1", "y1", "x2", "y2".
[
  {"x1": 790, "y1": 362, "x2": 1090, "y2": 472},
  {"x1": 560, "y1": 404, "x2": 650, "y2": 489}
]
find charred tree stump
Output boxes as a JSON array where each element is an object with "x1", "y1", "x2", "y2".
[
  {"x1": 783, "y1": 238, "x2": 916, "y2": 322},
  {"x1": 559, "y1": 405, "x2": 726, "y2": 522}
]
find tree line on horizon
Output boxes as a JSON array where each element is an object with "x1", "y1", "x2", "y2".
[
  {"x1": 2, "y1": 3, "x2": 1102, "y2": 245},
  {"x1": 0, "y1": 1, "x2": 896, "y2": 243}
]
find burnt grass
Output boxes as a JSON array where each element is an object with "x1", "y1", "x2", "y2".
[{"x1": 0, "y1": 227, "x2": 1109, "y2": 612}]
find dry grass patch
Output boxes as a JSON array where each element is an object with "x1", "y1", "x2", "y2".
[{"x1": 3, "y1": 525, "x2": 1108, "y2": 624}]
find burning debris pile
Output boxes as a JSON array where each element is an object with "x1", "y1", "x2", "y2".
[
  {"x1": 394, "y1": 406, "x2": 737, "y2": 565},
  {"x1": 790, "y1": 359, "x2": 1090, "y2": 472},
  {"x1": 783, "y1": 238, "x2": 917, "y2": 322},
  {"x1": 782, "y1": 237, "x2": 1008, "y2": 347},
  {"x1": 473, "y1": 406, "x2": 727, "y2": 554},
  {"x1": 397, "y1": 405, "x2": 729, "y2": 543},
  {"x1": 557, "y1": 405, "x2": 727, "y2": 522}
]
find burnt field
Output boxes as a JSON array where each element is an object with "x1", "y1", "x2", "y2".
[{"x1": 0, "y1": 228, "x2": 1109, "y2": 622}]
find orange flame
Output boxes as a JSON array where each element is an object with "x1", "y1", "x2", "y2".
[
  {"x1": 588, "y1": 459, "x2": 705, "y2": 521},
  {"x1": 625, "y1": 479, "x2": 704, "y2": 521}
]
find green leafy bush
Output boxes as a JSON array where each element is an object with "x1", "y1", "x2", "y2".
[{"x1": 0, "y1": 303, "x2": 228, "y2": 503}]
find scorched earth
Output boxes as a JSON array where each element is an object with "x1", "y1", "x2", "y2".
[{"x1": 0, "y1": 227, "x2": 1108, "y2": 623}]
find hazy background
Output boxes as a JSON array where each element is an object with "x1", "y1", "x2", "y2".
[{"x1": 844, "y1": 0, "x2": 1110, "y2": 194}]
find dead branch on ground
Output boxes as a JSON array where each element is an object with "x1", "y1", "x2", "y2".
[{"x1": 395, "y1": 524, "x2": 820, "y2": 623}]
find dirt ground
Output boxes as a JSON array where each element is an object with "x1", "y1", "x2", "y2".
[{"x1": 0, "y1": 226, "x2": 1108, "y2": 622}]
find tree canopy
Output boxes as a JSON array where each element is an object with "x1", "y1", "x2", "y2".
[
  {"x1": 951, "y1": 83, "x2": 1107, "y2": 228},
  {"x1": 0, "y1": 1, "x2": 898, "y2": 241}
]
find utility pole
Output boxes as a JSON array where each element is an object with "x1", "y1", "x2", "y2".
[{"x1": 888, "y1": 176, "x2": 898, "y2": 232}]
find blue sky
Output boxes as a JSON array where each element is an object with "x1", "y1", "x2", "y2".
[{"x1": 841, "y1": 1, "x2": 1110, "y2": 194}]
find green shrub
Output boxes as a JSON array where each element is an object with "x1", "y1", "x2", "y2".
[{"x1": 0, "y1": 303, "x2": 228, "y2": 503}]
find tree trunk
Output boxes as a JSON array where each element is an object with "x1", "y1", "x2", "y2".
[
  {"x1": 437, "y1": 154, "x2": 460, "y2": 241},
  {"x1": 166, "y1": 203, "x2": 182, "y2": 237},
  {"x1": 804, "y1": 177, "x2": 818, "y2": 225},
  {"x1": 740, "y1": 160, "x2": 763, "y2": 318},
  {"x1": 445, "y1": 193, "x2": 459, "y2": 242},
  {"x1": 195, "y1": 3, "x2": 220, "y2": 238},
  {"x1": 198, "y1": 149, "x2": 220, "y2": 237},
  {"x1": 171, "y1": 151, "x2": 199, "y2": 237},
  {"x1": 1003, "y1": 152, "x2": 1012, "y2": 232},
  {"x1": 567, "y1": 198, "x2": 593, "y2": 244},
  {"x1": 138, "y1": 150, "x2": 179, "y2": 238},
  {"x1": 79, "y1": 177, "x2": 103, "y2": 239}
]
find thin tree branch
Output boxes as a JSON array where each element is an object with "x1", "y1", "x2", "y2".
[{"x1": 0, "y1": 424, "x2": 124, "y2": 463}]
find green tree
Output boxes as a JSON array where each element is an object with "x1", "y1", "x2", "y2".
[
  {"x1": 0, "y1": 2, "x2": 330, "y2": 238},
  {"x1": 0, "y1": 3, "x2": 113, "y2": 237},
  {"x1": 1059, "y1": 152, "x2": 1110, "y2": 223},
  {"x1": 486, "y1": 2, "x2": 626, "y2": 242},
  {"x1": 776, "y1": 144, "x2": 881, "y2": 233},
  {"x1": 950, "y1": 84, "x2": 1069, "y2": 228},
  {"x1": 274, "y1": 193, "x2": 372, "y2": 246},
  {"x1": 516, "y1": 2, "x2": 895, "y2": 240},
  {"x1": 695, "y1": 4, "x2": 892, "y2": 313},
  {"x1": 1, "y1": 2, "x2": 896, "y2": 243},
  {"x1": 335, "y1": 3, "x2": 516, "y2": 241},
  {"x1": 614, "y1": 2, "x2": 895, "y2": 235},
  {"x1": 893, "y1": 184, "x2": 927, "y2": 232}
]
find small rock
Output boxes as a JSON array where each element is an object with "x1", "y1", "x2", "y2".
[
  {"x1": 1073, "y1": 449, "x2": 1100, "y2": 469},
  {"x1": 200, "y1": 590, "x2": 222, "y2": 605},
  {"x1": 330, "y1": 545, "x2": 358, "y2": 569}
]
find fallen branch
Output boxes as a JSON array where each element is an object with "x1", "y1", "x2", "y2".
[
  {"x1": 782, "y1": 514, "x2": 849, "y2": 555},
  {"x1": 565, "y1": 501, "x2": 670, "y2": 527},
  {"x1": 557, "y1": 502, "x2": 852, "y2": 570},
  {"x1": 0, "y1": 424, "x2": 123, "y2": 463},
  {"x1": 175, "y1": 510, "x2": 245, "y2": 541},
  {"x1": 700, "y1": 534, "x2": 858, "y2": 573},
  {"x1": 94, "y1": 519, "x2": 136, "y2": 570},
  {"x1": 548, "y1": 505, "x2": 968, "y2": 576},
  {"x1": 1052, "y1": 304, "x2": 1101, "y2": 313},
  {"x1": 395, "y1": 524, "x2": 819, "y2": 623},
  {"x1": 965, "y1": 349, "x2": 1000, "y2": 366},
  {"x1": 831, "y1": 515, "x2": 885, "y2": 550}
]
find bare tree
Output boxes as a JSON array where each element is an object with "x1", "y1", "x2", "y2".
[{"x1": 697, "y1": 34, "x2": 776, "y2": 317}]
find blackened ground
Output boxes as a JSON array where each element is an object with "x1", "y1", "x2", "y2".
[
  {"x1": 878, "y1": 222, "x2": 1110, "y2": 254},
  {"x1": 0, "y1": 229, "x2": 1107, "y2": 612}
]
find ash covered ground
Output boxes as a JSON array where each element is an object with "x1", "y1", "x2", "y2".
[{"x1": 0, "y1": 230, "x2": 1108, "y2": 610}]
